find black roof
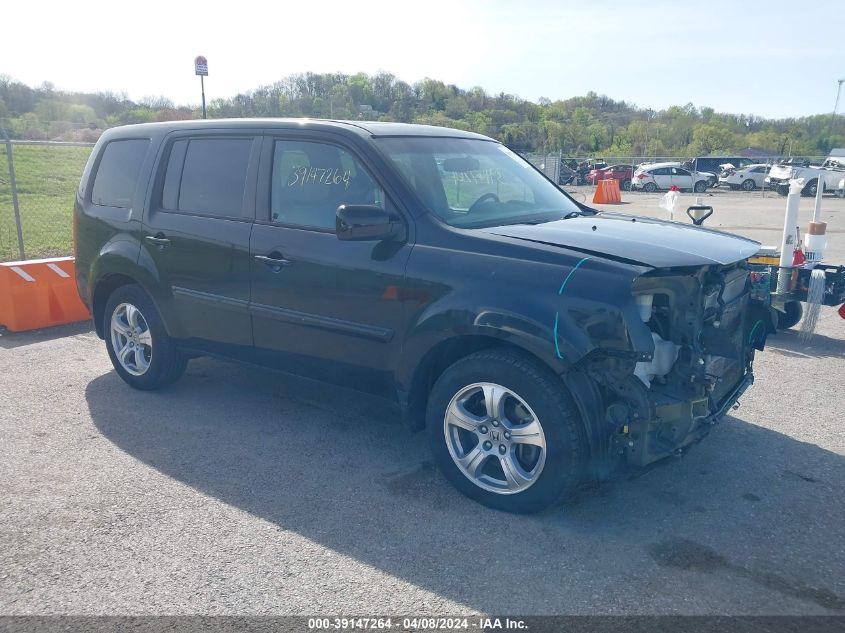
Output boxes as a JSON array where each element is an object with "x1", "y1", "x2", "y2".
[{"x1": 101, "y1": 118, "x2": 492, "y2": 141}]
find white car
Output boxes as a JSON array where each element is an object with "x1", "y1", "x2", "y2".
[
  {"x1": 719, "y1": 164, "x2": 770, "y2": 191},
  {"x1": 766, "y1": 149, "x2": 845, "y2": 196},
  {"x1": 631, "y1": 162, "x2": 709, "y2": 193}
]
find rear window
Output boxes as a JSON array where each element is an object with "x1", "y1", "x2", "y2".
[
  {"x1": 91, "y1": 139, "x2": 150, "y2": 208},
  {"x1": 162, "y1": 138, "x2": 253, "y2": 217}
]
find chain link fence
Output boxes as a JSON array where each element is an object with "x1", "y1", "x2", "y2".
[
  {"x1": 519, "y1": 151, "x2": 828, "y2": 185},
  {"x1": 0, "y1": 133, "x2": 94, "y2": 262}
]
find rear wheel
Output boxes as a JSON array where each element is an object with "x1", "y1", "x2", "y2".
[
  {"x1": 694, "y1": 180, "x2": 707, "y2": 193},
  {"x1": 741, "y1": 179, "x2": 755, "y2": 191},
  {"x1": 104, "y1": 284, "x2": 188, "y2": 390},
  {"x1": 643, "y1": 182, "x2": 657, "y2": 193},
  {"x1": 426, "y1": 349, "x2": 587, "y2": 514}
]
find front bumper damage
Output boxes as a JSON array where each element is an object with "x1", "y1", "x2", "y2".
[{"x1": 576, "y1": 261, "x2": 773, "y2": 472}]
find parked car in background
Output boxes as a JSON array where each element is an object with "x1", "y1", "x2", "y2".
[
  {"x1": 587, "y1": 164, "x2": 634, "y2": 189},
  {"x1": 631, "y1": 162, "x2": 709, "y2": 193},
  {"x1": 719, "y1": 164, "x2": 770, "y2": 191},
  {"x1": 766, "y1": 149, "x2": 845, "y2": 196},
  {"x1": 684, "y1": 156, "x2": 757, "y2": 188}
]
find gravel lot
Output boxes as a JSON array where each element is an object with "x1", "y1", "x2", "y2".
[{"x1": 1, "y1": 190, "x2": 843, "y2": 616}]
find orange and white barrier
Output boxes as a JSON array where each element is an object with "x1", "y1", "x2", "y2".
[
  {"x1": 0, "y1": 257, "x2": 90, "y2": 332},
  {"x1": 592, "y1": 179, "x2": 622, "y2": 204}
]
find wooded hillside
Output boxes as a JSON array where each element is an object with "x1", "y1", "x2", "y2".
[{"x1": 1, "y1": 72, "x2": 841, "y2": 157}]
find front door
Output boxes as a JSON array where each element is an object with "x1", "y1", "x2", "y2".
[
  {"x1": 671, "y1": 167, "x2": 694, "y2": 190},
  {"x1": 249, "y1": 134, "x2": 413, "y2": 394}
]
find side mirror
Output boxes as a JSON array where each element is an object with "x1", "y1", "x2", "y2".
[{"x1": 336, "y1": 205, "x2": 405, "y2": 242}]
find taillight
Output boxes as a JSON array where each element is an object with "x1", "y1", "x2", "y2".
[{"x1": 637, "y1": 173, "x2": 648, "y2": 179}]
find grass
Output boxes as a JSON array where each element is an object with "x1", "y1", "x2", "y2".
[{"x1": 0, "y1": 144, "x2": 92, "y2": 261}]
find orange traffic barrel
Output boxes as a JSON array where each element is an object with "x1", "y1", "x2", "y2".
[{"x1": 592, "y1": 179, "x2": 622, "y2": 204}]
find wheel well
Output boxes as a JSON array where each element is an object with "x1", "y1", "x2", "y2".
[
  {"x1": 91, "y1": 274, "x2": 137, "y2": 338},
  {"x1": 403, "y1": 335, "x2": 555, "y2": 432}
]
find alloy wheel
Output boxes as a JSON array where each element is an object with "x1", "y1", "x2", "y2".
[
  {"x1": 110, "y1": 303, "x2": 153, "y2": 376},
  {"x1": 443, "y1": 382, "x2": 547, "y2": 495}
]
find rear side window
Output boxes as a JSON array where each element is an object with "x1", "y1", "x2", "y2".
[
  {"x1": 91, "y1": 139, "x2": 150, "y2": 208},
  {"x1": 162, "y1": 137, "x2": 252, "y2": 217}
]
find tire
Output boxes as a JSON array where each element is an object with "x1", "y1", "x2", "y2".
[
  {"x1": 104, "y1": 284, "x2": 188, "y2": 390},
  {"x1": 643, "y1": 182, "x2": 657, "y2": 193},
  {"x1": 621, "y1": 179, "x2": 631, "y2": 191},
  {"x1": 802, "y1": 180, "x2": 818, "y2": 197},
  {"x1": 741, "y1": 179, "x2": 755, "y2": 191},
  {"x1": 694, "y1": 180, "x2": 707, "y2": 193},
  {"x1": 426, "y1": 349, "x2": 587, "y2": 514},
  {"x1": 776, "y1": 185, "x2": 789, "y2": 196},
  {"x1": 777, "y1": 301, "x2": 803, "y2": 330}
]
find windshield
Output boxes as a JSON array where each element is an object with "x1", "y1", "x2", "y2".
[{"x1": 376, "y1": 137, "x2": 583, "y2": 228}]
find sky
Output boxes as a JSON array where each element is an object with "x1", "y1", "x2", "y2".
[{"x1": 2, "y1": 0, "x2": 844, "y2": 119}]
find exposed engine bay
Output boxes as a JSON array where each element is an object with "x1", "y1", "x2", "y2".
[{"x1": 581, "y1": 261, "x2": 775, "y2": 469}]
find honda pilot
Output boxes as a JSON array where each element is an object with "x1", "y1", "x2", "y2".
[{"x1": 74, "y1": 119, "x2": 774, "y2": 513}]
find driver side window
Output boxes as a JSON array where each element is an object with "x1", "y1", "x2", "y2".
[{"x1": 270, "y1": 140, "x2": 384, "y2": 230}]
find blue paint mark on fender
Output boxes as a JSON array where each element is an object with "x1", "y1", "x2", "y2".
[
  {"x1": 558, "y1": 257, "x2": 589, "y2": 295},
  {"x1": 554, "y1": 257, "x2": 590, "y2": 359}
]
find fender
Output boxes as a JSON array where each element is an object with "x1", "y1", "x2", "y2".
[
  {"x1": 395, "y1": 246, "x2": 652, "y2": 415},
  {"x1": 87, "y1": 233, "x2": 182, "y2": 338}
]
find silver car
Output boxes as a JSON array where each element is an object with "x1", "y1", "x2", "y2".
[
  {"x1": 719, "y1": 164, "x2": 770, "y2": 191},
  {"x1": 631, "y1": 162, "x2": 709, "y2": 193}
]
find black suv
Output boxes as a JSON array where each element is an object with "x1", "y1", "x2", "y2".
[{"x1": 75, "y1": 119, "x2": 773, "y2": 513}]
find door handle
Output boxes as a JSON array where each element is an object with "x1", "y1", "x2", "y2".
[
  {"x1": 145, "y1": 234, "x2": 171, "y2": 249},
  {"x1": 254, "y1": 254, "x2": 292, "y2": 271}
]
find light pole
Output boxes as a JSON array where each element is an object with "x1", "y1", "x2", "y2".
[{"x1": 831, "y1": 78, "x2": 844, "y2": 141}]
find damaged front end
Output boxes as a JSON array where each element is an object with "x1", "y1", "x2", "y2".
[{"x1": 578, "y1": 261, "x2": 776, "y2": 471}]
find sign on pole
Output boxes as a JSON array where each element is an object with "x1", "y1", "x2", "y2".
[{"x1": 194, "y1": 56, "x2": 208, "y2": 119}]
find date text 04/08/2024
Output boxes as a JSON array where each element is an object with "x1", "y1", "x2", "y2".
[{"x1": 307, "y1": 617, "x2": 528, "y2": 630}]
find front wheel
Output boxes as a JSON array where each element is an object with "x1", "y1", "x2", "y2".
[
  {"x1": 104, "y1": 284, "x2": 188, "y2": 390},
  {"x1": 802, "y1": 180, "x2": 819, "y2": 197},
  {"x1": 694, "y1": 180, "x2": 707, "y2": 193},
  {"x1": 426, "y1": 349, "x2": 587, "y2": 513},
  {"x1": 777, "y1": 301, "x2": 803, "y2": 330},
  {"x1": 620, "y1": 179, "x2": 631, "y2": 191}
]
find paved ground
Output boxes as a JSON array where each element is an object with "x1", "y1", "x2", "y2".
[{"x1": 1, "y1": 190, "x2": 843, "y2": 616}]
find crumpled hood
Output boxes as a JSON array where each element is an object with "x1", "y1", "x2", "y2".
[
  {"x1": 768, "y1": 164, "x2": 793, "y2": 179},
  {"x1": 480, "y1": 212, "x2": 760, "y2": 268}
]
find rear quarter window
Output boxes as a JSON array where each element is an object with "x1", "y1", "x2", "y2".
[{"x1": 90, "y1": 139, "x2": 150, "y2": 208}]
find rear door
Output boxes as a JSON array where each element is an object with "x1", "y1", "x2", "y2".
[
  {"x1": 651, "y1": 167, "x2": 673, "y2": 189},
  {"x1": 141, "y1": 133, "x2": 260, "y2": 347},
  {"x1": 248, "y1": 133, "x2": 413, "y2": 393}
]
